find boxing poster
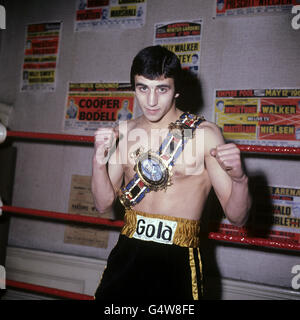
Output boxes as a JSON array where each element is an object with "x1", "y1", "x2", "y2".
[
  {"x1": 21, "y1": 22, "x2": 62, "y2": 92},
  {"x1": 214, "y1": 88, "x2": 300, "y2": 147},
  {"x1": 63, "y1": 82, "x2": 135, "y2": 134},
  {"x1": 64, "y1": 175, "x2": 110, "y2": 249},
  {"x1": 215, "y1": 0, "x2": 299, "y2": 17},
  {"x1": 75, "y1": 0, "x2": 147, "y2": 31},
  {"x1": 214, "y1": 185, "x2": 300, "y2": 246},
  {"x1": 153, "y1": 20, "x2": 202, "y2": 76}
]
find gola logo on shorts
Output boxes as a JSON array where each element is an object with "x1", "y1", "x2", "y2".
[
  {"x1": 121, "y1": 209, "x2": 201, "y2": 248},
  {"x1": 133, "y1": 215, "x2": 178, "y2": 245}
]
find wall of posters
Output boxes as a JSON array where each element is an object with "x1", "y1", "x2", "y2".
[
  {"x1": 21, "y1": 22, "x2": 62, "y2": 92},
  {"x1": 153, "y1": 20, "x2": 202, "y2": 76},
  {"x1": 214, "y1": 88, "x2": 300, "y2": 147},
  {"x1": 213, "y1": 185, "x2": 300, "y2": 246},
  {"x1": 215, "y1": 0, "x2": 299, "y2": 17},
  {"x1": 75, "y1": 0, "x2": 147, "y2": 31},
  {"x1": 63, "y1": 82, "x2": 135, "y2": 133}
]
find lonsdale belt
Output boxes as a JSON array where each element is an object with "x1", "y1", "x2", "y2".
[{"x1": 118, "y1": 112, "x2": 205, "y2": 208}]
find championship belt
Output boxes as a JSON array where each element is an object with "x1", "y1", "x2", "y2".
[{"x1": 118, "y1": 112, "x2": 205, "y2": 208}]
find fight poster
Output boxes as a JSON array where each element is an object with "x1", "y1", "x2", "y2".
[
  {"x1": 214, "y1": 88, "x2": 300, "y2": 147},
  {"x1": 215, "y1": 0, "x2": 299, "y2": 17},
  {"x1": 214, "y1": 185, "x2": 300, "y2": 246},
  {"x1": 154, "y1": 20, "x2": 202, "y2": 76},
  {"x1": 63, "y1": 82, "x2": 135, "y2": 134},
  {"x1": 64, "y1": 175, "x2": 110, "y2": 249},
  {"x1": 21, "y1": 22, "x2": 62, "y2": 92},
  {"x1": 75, "y1": 0, "x2": 147, "y2": 31}
]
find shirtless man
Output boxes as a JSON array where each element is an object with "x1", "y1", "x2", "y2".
[{"x1": 92, "y1": 46, "x2": 251, "y2": 300}]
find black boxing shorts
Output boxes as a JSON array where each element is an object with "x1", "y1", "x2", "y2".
[{"x1": 94, "y1": 209, "x2": 203, "y2": 301}]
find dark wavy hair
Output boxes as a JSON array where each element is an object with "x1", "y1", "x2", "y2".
[{"x1": 130, "y1": 45, "x2": 182, "y2": 93}]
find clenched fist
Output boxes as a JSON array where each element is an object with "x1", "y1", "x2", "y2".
[
  {"x1": 210, "y1": 143, "x2": 246, "y2": 182},
  {"x1": 93, "y1": 127, "x2": 119, "y2": 166}
]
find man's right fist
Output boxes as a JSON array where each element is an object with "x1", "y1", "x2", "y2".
[{"x1": 94, "y1": 127, "x2": 119, "y2": 165}]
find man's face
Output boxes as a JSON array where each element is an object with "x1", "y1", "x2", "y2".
[{"x1": 134, "y1": 75, "x2": 177, "y2": 122}]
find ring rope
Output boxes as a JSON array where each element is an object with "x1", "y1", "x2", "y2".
[
  {"x1": 5, "y1": 130, "x2": 300, "y2": 155},
  {"x1": 6, "y1": 279, "x2": 94, "y2": 300},
  {"x1": 1, "y1": 205, "x2": 124, "y2": 228},
  {"x1": 6, "y1": 130, "x2": 94, "y2": 143},
  {"x1": 2, "y1": 205, "x2": 300, "y2": 251}
]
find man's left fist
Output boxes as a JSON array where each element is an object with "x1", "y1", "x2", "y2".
[{"x1": 210, "y1": 143, "x2": 246, "y2": 182}]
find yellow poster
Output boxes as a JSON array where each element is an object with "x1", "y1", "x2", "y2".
[{"x1": 214, "y1": 89, "x2": 300, "y2": 147}]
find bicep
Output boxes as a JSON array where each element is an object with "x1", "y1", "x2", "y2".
[
  {"x1": 203, "y1": 125, "x2": 232, "y2": 210},
  {"x1": 108, "y1": 147, "x2": 124, "y2": 194},
  {"x1": 205, "y1": 154, "x2": 232, "y2": 211}
]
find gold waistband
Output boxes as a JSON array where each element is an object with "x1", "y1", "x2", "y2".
[{"x1": 121, "y1": 209, "x2": 201, "y2": 248}]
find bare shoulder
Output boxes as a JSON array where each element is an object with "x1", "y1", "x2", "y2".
[
  {"x1": 199, "y1": 119, "x2": 221, "y2": 133},
  {"x1": 197, "y1": 120, "x2": 225, "y2": 154}
]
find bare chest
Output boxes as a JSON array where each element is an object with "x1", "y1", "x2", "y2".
[{"x1": 120, "y1": 129, "x2": 204, "y2": 181}]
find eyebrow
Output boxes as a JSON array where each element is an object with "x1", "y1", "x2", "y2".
[{"x1": 135, "y1": 82, "x2": 171, "y2": 88}]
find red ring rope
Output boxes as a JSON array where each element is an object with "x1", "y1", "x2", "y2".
[
  {"x1": 208, "y1": 232, "x2": 300, "y2": 251},
  {"x1": 6, "y1": 130, "x2": 94, "y2": 143},
  {"x1": 237, "y1": 144, "x2": 300, "y2": 155},
  {"x1": 2, "y1": 205, "x2": 300, "y2": 251},
  {"x1": 2, "y1": 205, "x2": 124, "y2": 228},
  {"x1": 6, "y1": 279, "x2": 94, "y2": 300},
  {"x1": 5, "y1": 130, "x2": 300, "y2": 155}
]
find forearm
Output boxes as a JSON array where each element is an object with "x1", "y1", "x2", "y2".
[
  {"x1": 224, "y1": 175, "x2": 252, "y2": 227},
  {"x1": 91, "y1": 159, "x2": 116, "y2": 213}
]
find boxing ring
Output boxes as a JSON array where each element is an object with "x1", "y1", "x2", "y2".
[{"x1": 1, "y1": 126, "x2": 300, "y2": 299}]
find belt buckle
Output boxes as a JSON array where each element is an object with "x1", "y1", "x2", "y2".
[{"x1": 134, "y1": 151, "x2": 171, "y2": 191}]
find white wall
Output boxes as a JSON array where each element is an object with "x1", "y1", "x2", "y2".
[{"x1": 0, "y1": 0, "x2": 299, "y2": 298}]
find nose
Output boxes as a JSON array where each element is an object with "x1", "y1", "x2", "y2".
[{"x1": 147, "y1": 89, "x2": 158, "y2": 107}]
